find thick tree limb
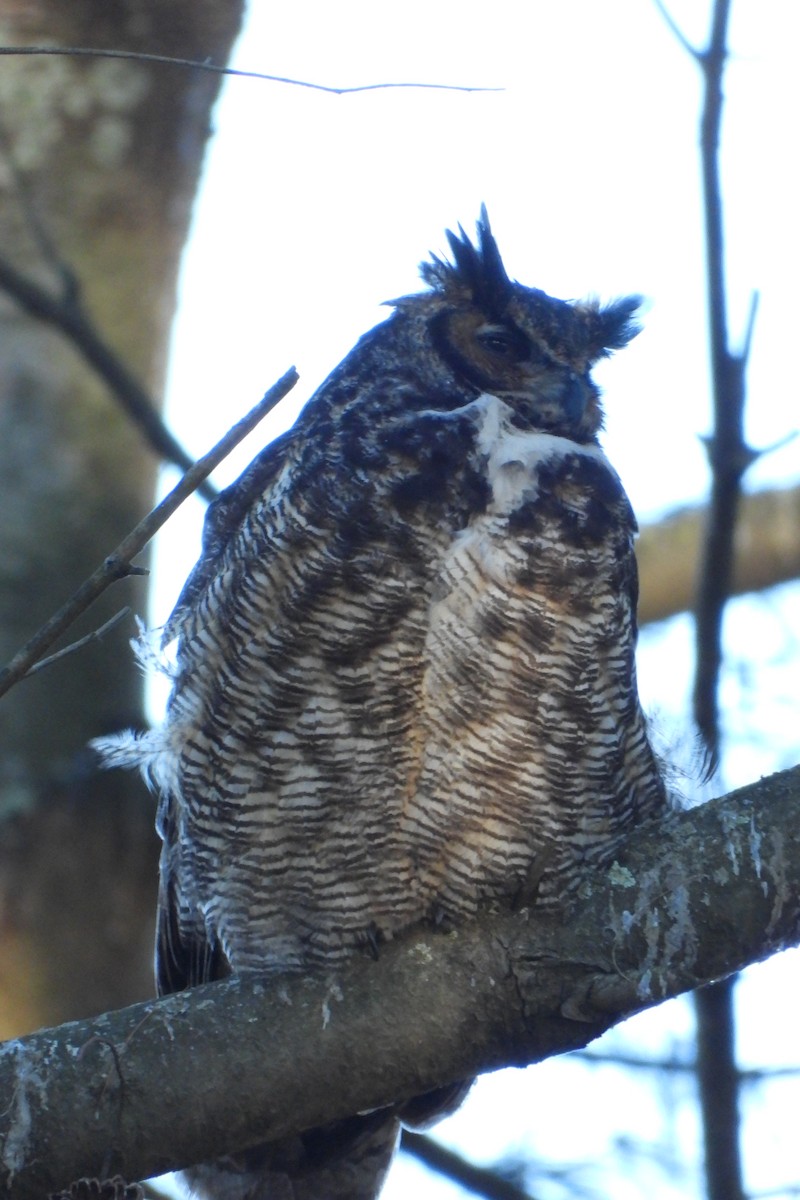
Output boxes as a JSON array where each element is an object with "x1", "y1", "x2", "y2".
[
  {"x1": 636, "y1": 482, "x2": 800, "y2": 626},
  {"x1": 1, "y1": 766, "x2": 797, "y2": 1199}
]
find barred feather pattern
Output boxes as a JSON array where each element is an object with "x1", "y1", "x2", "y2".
[{"x1": 99, "y1": 212, "x2": 668, "y2": 1199}]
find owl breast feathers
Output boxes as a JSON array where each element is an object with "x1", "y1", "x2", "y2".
[{"x1": 100, "y1": 209, "x2": 667, "y2": 1199}]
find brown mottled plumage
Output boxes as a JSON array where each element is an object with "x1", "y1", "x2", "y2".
[{"x1": 99, "y1": 210, "x2": 667, "y2": 1199}]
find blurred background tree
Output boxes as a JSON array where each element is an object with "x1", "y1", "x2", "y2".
[{"x1": 0, "y1": 0, "x2": 244, "y2": 1033}]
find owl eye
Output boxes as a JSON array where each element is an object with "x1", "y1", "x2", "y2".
[{"x1": 475, "y1": 325, "x2": 528, "y2": 360}]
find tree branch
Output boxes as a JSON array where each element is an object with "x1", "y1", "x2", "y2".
[
  {"x1": 0, "y1": 252, "x2": 217, "y2": 502},
  {"x1": 1, "y1": 766, "x2": 797, "y2": 1199},
  {"x1": 692, "y1": 0, "x2": 744, "y2": 761},
  {"x1": 574, "y1": 1049, "x2": 800, "y2": 1082},
  {"x1": 0, "y1": 368, "x2": 298, "y2": 699},
  {"x1": 0, "y1": 46, "x2": 500, "y2": 94},
  {"x1": 402, "y1": 1132, "x2": 538, "y2": 1200},
  {"x1": 22, "y1": 608, "x2": 131, "y2": 677},
  {"x1": 651, "y1": 0, "x2": 701, "y2": 59},
  {"x1": 685, "y1": 5, "x2": 750, "y2": 1197},
  {"x1": 636, "y1": 482, "x2": 800, "y2": 626}
]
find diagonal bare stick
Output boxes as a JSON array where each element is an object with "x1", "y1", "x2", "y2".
[{"x1": 0, "y1": 368, "x2": 298, "y2": 699}]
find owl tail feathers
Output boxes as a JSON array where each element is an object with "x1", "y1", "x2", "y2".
[{"x1": 180, "y1": 1112, "x2": 401, "y2": 1200}]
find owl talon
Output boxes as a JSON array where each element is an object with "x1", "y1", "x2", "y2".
[{"x1": 50, "y1": 1177, "x2": 144, "y2": 1200}]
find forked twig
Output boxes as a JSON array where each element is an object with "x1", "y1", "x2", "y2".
[
  {"x1": 0, "y1": 368, "x2": 298, "y2": 700},
  {"x1": 651, "y1": 0, "x2": 700, "y2": 58},
  {"x1": 23, "y1": 608, "x2": 132, "y2": 677}
]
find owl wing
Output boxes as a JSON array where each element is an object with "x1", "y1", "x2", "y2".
[
  {"x1": 155, "y1": 789, "x2": 229, "y2": 994},
  {"x1": 163, "y1": 428, "x2": 294, "y2": 646},
  {"x1": 154, "y1": 405, "x2": 453, "y2": 978},
  {"x1": 153, "y1": 435, "x2": 297, "y2": 994}
]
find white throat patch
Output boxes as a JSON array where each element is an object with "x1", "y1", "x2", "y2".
[{"x1": 471, "y1": 392, "x2": 612, "y2": 515}]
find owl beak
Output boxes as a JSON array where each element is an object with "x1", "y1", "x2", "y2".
[{"x1": 562, "y1": 372, "x2": 589, "y2": 422}]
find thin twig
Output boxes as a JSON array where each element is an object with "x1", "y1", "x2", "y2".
[
  {"x1": 402, "y1": 1132, "x2": 539, "y2": 1200},
  {"x1": 740, "y1": 289, "x2": 760, "y2": 367},
  {"x1": 24, "y1": 608, "x2": 132, "y2": 676},
  {"x1": 651, "y1": 0, "x2": 701, "y2": 59},
  {"x1": 574, "y1": 1049, "x2": 800, "y2": 1082},
  {"x1": 755, "y1": 430, "x2": 798, "y2": 458},
  {"x1": 0, "y1": 252, "x2": 217, "y2": 503},
  {"x1": 0, "y1": 368, "x2": 298, "y2": 700},
  {"x1": 0, "y1": 46, "x2": 500, "y2": 94}
]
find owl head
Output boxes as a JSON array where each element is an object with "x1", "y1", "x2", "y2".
[{"x1": 390, "y1": 207, "x2": 641, "y2": 441}]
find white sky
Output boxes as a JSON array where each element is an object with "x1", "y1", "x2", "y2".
[
  {"x1": 155, "y1": 0, "x2": 800, "y2": 620},
  {"x1": 152, "y1": 2, "x2": 800, "y2": 1196}
]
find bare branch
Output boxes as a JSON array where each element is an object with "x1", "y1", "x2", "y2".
[
  {"x1": 23, "y1": 608, "x2": 131, "y2": 677},
  {"x1": 402, "y1": 1131, "x2": 539, "y2": 1200},
  {"x1": 0, "y1": 46, "x2": 500, "y2": 94},
  {"x1": 0, "y1": 369, "x2": 298, "y2": 700},
  {"x1": 0, "y1": 252, "x2": 217, "y2": 502},
  {"x1": 636, "y1": 482, "x2": 800, "y2": 626},
  {"x1": 574, "y1": 1049, "x2": 800, "y2": 1082},
  {"x1": 695, "y1": 973, "x2": 744, "y2": 1200},
  {"x1": 651, "y1": 0, "x2": 700, "y2": 59},
  {"x1": 677, "y1": 4, "x2": 750, "y2": 1198},
  {"x1": 0, "y1": 765, "x2": 797, "y2": 1199},
  {"x1": 691, "y1": 0, "x2": 746, "y2": 763},
  {"x1": 740, "y1": 289, "x2": 760, "y2": 368}
]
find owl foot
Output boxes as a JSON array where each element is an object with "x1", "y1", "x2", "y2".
[{"x1": 50, "y1": 1177, "x2": 144, "y2": 1200}]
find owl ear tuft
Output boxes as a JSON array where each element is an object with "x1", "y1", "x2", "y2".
[
  {"x1": 584, "y1": 295, "x2": 643, "y2": 357},
  {"x1": 421, "y1": 206, "x2": 512, "y2": 313}
]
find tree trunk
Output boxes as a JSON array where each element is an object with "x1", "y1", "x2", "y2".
[{"x1": 0, "y1": 1, "x2": 244, "y2": 1036}]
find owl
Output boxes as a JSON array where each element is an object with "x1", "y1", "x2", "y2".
[{"x1": 100, "y1": 209, "x2": 667, "y2": 1199}]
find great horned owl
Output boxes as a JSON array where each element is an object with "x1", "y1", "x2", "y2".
[{"x1": 101, "y1": 210, "x2": 667, "y2": 1199}]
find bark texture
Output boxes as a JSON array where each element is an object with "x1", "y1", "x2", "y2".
[
  {"x1": 0, "y1": 766, "x2": 797, "y2": 1199},
  {"x1": 0, "y1": 2, "x2": 244, "y2": 1035}
]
